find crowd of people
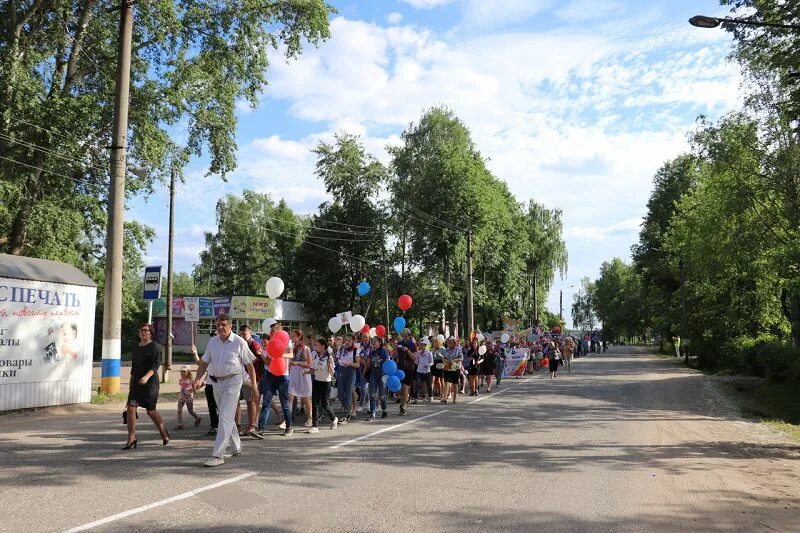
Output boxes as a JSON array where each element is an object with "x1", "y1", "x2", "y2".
[{"x1": 122, "y1": 314, "x2": 603, "y2": 467}]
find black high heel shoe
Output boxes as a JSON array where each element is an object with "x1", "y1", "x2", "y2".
[{"x1": 122, "y1": 439, "x2": 137, "y2": 450}]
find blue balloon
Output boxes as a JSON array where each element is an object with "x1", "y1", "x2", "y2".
[
  {"x1": 387, "y1": 375, "x2": 401, "y2": 393},
  {"x1": 382, "y1": 359, "x2": 397, "y2": 376},
  {"x1": 395, "y1": 369, "x2": 405, "y2": 381},
  {"x1": 357, "y1": 281, "x2": 371, "y2": 297},
  {"x1": 393, "y1": 316, "x2": 406, "y2": 333}
]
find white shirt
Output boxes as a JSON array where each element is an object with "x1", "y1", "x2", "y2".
[
  {"x1": 313, "y1": 351, "x2": 334, "y2": 382},
  {"x1": 416, "y1": 350, "x2": 433, "y2": 373},
  {"x1": 337, "y1": 346, "x2": 359, "y2": 367},
  {"x1": 202, "y1": 333, "x2": 255, "y2": 378}
]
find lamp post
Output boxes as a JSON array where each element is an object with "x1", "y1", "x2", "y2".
[{"x1": 688, "y1": 15, "x2": 800, "y2": 31}]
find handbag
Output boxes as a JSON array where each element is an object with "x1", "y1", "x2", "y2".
[{"x1": 122, "y1": 409, "x2": 139, "y2": 424}]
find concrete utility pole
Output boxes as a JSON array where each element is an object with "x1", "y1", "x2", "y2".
[
  {"x1": 381, "y1": 227, "x2": 390, "y2": 332},
  {"x1": 466, "y1": 231, "x2": 474, "y2": 335},
  {"x1": 559, "y1": 289, "x2": 564, "y2": 322},
  {"x1": 164, "y1": 167, "x2": 176, "y2": 382},
  {"x1": 532, "y1": 270, "x2": 538, "y2": 324},
  {"x1": 100, "y1": 0, "x2": 134, "y2": 394},
  {"x1": 680, "y1": 259, "x2": 688, "y2": 363}
]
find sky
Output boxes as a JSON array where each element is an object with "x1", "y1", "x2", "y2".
[{"x1": 128, "y1": 0, "x2": 742, "y2": 326}]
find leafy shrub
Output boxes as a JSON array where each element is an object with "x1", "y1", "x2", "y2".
[{"x1": 757, "y1": 342, "x2": 800, "y2": 382}]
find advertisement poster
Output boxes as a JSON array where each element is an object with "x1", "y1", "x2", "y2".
[
  {"x1": 199, "y1": 298, "x2": 214, "y2": 318},
  {"x1": 0, "y1": 277, "x2": 95, "y2": 387},
  {"x1": 184, "y1": 297, "x2": 200, "y2": 322},
  {"x1": 171, "y1": 297, "x2": 185, "y2": 317},
  {"x1": 501, "y1": 348, "x2": 529, "y2": 377},
  {"x1": 213, "y1": 297, "x2": 231, "y2": 316}
]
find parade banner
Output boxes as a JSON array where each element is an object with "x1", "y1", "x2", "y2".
[
  {"x1": 230, "y1": 296, "x2": 274, "y2": 319},
  {"x1": 184, "y1": 297, "x2": 200, "y2": 322},
  {"x1": 501, "y1": 347, "x2": 529, "y2": 377}
]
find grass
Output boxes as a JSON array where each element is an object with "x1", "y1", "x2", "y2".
[
  {"x1": 90, "y1": 391, "x2": 128, "y2": 404},
  {"x1": 735, "y1": 381, "x2": 800, "y2": 441}
]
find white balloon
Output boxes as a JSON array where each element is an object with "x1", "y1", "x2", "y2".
[
  {"x1": 350, "y1": 314, "x2": 366, "y2": 332},
  {"x1": 477, "y1": 333, "x2": 485, "y2": 342},
  {"x1": 262, "y1": 318, "x2": 276, "y2": 331},
  {"x1": 478, "y1": 345, "x2": 487, "y2": 355},
  {"x1": 265, "y1": 277, "x2": 285, "y2": 299},
  {"x1": 369, "y1": 327, "x2": 376, "y2": 338},
  {"x1": 328, "y1": 316, "x2": 342, "y2": 333},
  {"x1": 500, "y1": 333, "x2": 510, "y2": 344},
  {"x1": 381, "y1": 375, "x2": 389, "y2": 385},
  {"x1": 436, "y1": 334, "x2": 445, "y2": 343}
]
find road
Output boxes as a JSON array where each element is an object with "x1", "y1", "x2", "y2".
[{"x1": 1, "y1": 347, "x2": 798, "y2": 532}]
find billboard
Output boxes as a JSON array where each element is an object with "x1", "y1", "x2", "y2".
[{"x1": 0, "y1": 277, "x2": 96, "y2": 410}]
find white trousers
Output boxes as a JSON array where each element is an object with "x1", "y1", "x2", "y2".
[{"x1": 212, "y1": 374, "x2": 243, "y2": 459}]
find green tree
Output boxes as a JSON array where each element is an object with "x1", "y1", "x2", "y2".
[
  {"x1": 194, "y1": 191, "x2": 303, "y2": 296},
  {"x1": 571, "y1": 277, "x2": 596, "y2": 330},
  {"x1": 294, "y1": 133, "x2": 386, "y2": 327},
  {"x1": 523, "y1": 201, "x2": 568, "y2": 324}
]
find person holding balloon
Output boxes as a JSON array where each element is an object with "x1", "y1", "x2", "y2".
[
  {"x1": 257, "y1": 327, "x2": 294, "y2": 436},
  {"x1": 364, "y1": 336, "x2": 390, "y2": 421},
  {"x1": 288, "y1": 329, "x2": 314, "y2": 428},
  {"x1": 442, "y1": 337, "x2": 463, "y2": 404}
]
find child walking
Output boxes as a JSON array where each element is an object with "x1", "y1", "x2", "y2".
[{"x1": 177, "y1": 365, "x2": 202, "y2": 429}]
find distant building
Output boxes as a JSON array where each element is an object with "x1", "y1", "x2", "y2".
[{"x1": 150, "y1": 295, "x2": 310, "y2": 352}]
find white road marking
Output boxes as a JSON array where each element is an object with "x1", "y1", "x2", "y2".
[
  {"x1": 328, "y1": 410, "x2": 449, "y2": 449},
  {"x1": 62, "y1": 471, "x2": 256, "y2": 532},
  {"x1": 469, "y1": 376, "x2": 535, "y2": 403}
]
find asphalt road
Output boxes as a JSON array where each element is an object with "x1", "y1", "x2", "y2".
[{"x1": 1, "y1": 347, "x2": 798, "y2": 532}]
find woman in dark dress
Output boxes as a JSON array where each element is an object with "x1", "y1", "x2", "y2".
[
  {"x1": 481, "y1": 341, "x2": 497, "y2": 392},
  {"x1": 123, "y1": 323, "x2": 169, "y2": 449}
]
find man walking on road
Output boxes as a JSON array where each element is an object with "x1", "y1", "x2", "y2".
[{"x1": 194, "y1": 314, "x2": 256, "y2": 467}]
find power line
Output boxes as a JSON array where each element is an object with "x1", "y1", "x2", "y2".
[
  {"x1": 0, "y1": 154, "x2": 104, "y2": 186},
  {"x1": 248, "y1": 211, "x2": 378, "y2": 237},
  {"x1": 0, "y1": 132, "x2": 108, "y2": 174},
  {"x1": 395, "y1": 198, "x2": 465, "y2": 232}
]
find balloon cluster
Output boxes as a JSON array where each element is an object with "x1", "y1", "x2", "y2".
[
  {"x1": 381, "y1": 359, "x2": 403, "y2": 393},
  {"x1": 265, "y1": 328, "x2": 290, "y2": 374}
]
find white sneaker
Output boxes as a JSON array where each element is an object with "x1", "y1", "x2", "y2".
[
  {"x1": 304, "y1": 419, "x2": 313, "y2": 428},
  {"x1": 278, "y1": 421, "x2": 287, "y2": 430},
  {"x1": 204, "y1": 457, "x2": 224, "y2": 467},
  {"x1": 330, "y1": 417, "x2": 338, "y2": 430},
  {"x1": 355, "y1": 406, "x2": 362, "y2": 412},
  {"x1": 306, "y1": 426, "x2": 319, "y2": 434}
]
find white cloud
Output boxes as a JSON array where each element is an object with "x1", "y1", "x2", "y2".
[
  {"x1": 565, "y1": 218, "x2": 644, "y2": 241},
  {"x1": 399, "y1": 0, "x2": 454, "y2": 8},
  {"x1": 386, "y1": 12, "x2": 403, "y2": 25}
]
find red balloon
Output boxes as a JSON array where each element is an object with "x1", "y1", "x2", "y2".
[
  {"x1": 269, "y1": 353, "x2": 288, "y2": 375},
  {"x1": 361, "y1": 324, "x2": 370, "y2": 334},
  {"x1": 375, "y1": 325, "x2": 386, "y2": 337},
  {"x1": 272, "y1": 329, "x2": 289, "y2": 345},
  {"x1": 266, "y1": 338, "x2": 285, "y2": 359},
  {"x1": 398, "y1": 294, "x2": 413, "y2": 311}
]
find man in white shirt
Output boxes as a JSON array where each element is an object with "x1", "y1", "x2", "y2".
[{"x1": 194, "y1": 314, "x2": 256, "y2": 467}]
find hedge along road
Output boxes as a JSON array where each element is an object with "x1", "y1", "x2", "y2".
[{"x1": 1, "y1": 346, "x2": 798, "y2": 532}]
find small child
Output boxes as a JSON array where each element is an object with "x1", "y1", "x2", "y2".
[{"x1": 177, "y1": 365, "x2": 202, "y2": 429}]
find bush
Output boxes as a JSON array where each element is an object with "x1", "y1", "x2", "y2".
[
  {"x1": 757, "y1": 343, "x2": 800, "y2": 382},
  {"x1": 724, "y1": 333, "x2": 781, "y2": 375}
]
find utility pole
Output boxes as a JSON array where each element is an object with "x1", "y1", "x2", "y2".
[
  {"x1": 466, "y1": 231, "x2": 474, "y2": 336},
  {"x1": 381, "y1": 227, "x2": 390, "y2": 332},
  {"x1": 532, "y1": 270, "x2": 538, "y2": 324},
  {"x1": 680, "y1": 258, "x2": 688, "y2": 364},
  {"x1": 164, "y1": 167, "x2": 176, "y2": 383},
  {"x1": 559, "y1": 289, "x2": 563, "y2": 322},
  {"x1": 100, "y1": 0, "x2": 134, "y2": 394}
]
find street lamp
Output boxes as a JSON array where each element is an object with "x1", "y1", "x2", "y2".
[{"x1": 689, "y1": 14, "x2": 800, "y2": 31}]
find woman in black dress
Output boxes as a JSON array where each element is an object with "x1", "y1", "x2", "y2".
[
  {"x1": 123, "y1": 323, "x2": 169, "y2": 449},
  {"x1": 481, "y1": 341, "x2": 497, "y2": 392}
]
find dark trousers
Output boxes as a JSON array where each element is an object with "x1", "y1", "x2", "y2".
[
  {"x1": 205, "y1": 383, "x2": 219, "y2": 429},
  {"x1": 415, "y1": 371, "x2": 432, "y2": 399},
  {"x1": 312, "y1": 379, "x2": 336, "y2": 427}
]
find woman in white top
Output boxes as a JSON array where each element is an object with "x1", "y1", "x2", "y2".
[
  {"x1": 413, "y1": 339, "x2": 433, "y2": 403},
  {"x1": 288, "y1": 329, "x2": 314, "y2": 427},
  {"x1": 308, "y1": 337, "x2": 338, "y2": 433}
]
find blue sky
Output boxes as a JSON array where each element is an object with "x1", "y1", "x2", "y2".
[{"x1": 129, "y1": 0, "x2": 741, "y2": 325}]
